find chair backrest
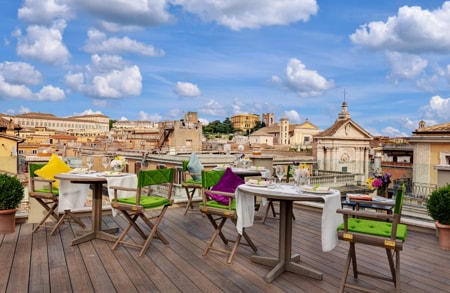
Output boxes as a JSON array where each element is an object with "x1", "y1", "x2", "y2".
[
  {"x1": 29, "y1": 163, "x2": 46, "y2": 178},
  {"x1": 182, "y1": 160, "x2": 189, "y2": 172},
  {"x1": 201, "y1": 170, "x2": 225, "y2": 189},
  {"x1": 137, "y1": 168, "x2": 175, "y2": 187},
  {"x1": 393, "y1": 183, "x2": 406, "y2": 215}
]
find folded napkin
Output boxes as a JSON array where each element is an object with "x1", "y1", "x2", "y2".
[
  {"x1": 246, "y1": 179, "x2": 270, "y2": 186},
  {"x1": 235, "y1": 188, "x2": 255, "y2": 235},
  {"x1": 302, "y1": 185, "x2": 330, "y2": 192},
  {"x1": 347, "y1": 194, "x2": 372, "y2": 201}
]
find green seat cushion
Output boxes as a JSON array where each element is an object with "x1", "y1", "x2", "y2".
[
  {"x1": 184, "y1": 178, "x2": 201, "y2": 184},
  {"x1": 117, "y1": 196, "x2": 170, "y2": 209},
  {"x1": 200, "y1": 199, "x2": 236, "y2": 210},
  {"x1": 35, "y1": 188, "x2": 59, "y2": 196},
  {"x1": 337, "y1": 218, "x2": 407, "y2": 241}
]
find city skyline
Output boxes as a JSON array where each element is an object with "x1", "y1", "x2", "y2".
[{"x1": 1, "y1": 1, "x2": 450, "y2": 138}]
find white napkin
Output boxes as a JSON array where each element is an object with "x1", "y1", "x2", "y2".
[
  {"x1": 321, "y1": 192, "x2": 343, "y2": 252},
  {"x1": 58, "y1": 180, "x2": 89, "y2": 212},
  {"x1": 235, "y1": 187, "x2": 255, "y2": 235},
  {"x1": 106, "y1": 175, "x2": 138, "y2": 216}
]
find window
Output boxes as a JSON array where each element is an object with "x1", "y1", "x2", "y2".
[
  {"x1": 31, "y1": 149, "x2": 38, "y2": 155},
  {"x1": 342, "y1": 166, "x2": 348, "y2": 173}
]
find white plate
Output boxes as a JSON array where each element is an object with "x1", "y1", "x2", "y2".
[
  {"x1": 102, "y1": 172, "x2": 127, "y2": 177},
  {"x1": 246, "y1": 182, "x2": 270, "y2": 187},
  {"x1": 298, "y1": 186, "x2": 332, "y2": 194}
]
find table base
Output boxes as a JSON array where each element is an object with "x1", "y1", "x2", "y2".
[
  {"x1": 251, "y1": 254, "x2": 323, "y2": 282},
  {"x1": 72, "y1": 228, "x2": 119, "y2": 245}
]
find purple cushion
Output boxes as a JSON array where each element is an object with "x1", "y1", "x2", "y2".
[{"x1": 206, "y1": 168, "x2": 244, "y2": 205}]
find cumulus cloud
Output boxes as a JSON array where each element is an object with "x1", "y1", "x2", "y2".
[
  {"x1": 83, "y1": 29, "x2": 165, "y2": 56},
  {"x1": 381, "y1": 126, "x2": 408, "y2": 138},
  {"x1": 138, "y1": 111, "x2": 162, "y2": 121},
  {"x1": 350, "y1": 3, "x2": 450, "y2": 54},
  {"x1": 173, "y1": 81, "x2": 201, "y2": 97},
  {"x1": 0, "y1": 61, "x2": 42, "y2": 85},
  {"x1": 283, "y1": 110, "x2": 301, "y2": 123},
  {"x1": 273, "y1": 58, "x2": 334, "y2": 97},
  {"x1": 0, "y1": 61, "x2": 65, "y2": 101},
  {"x1": 18, "y1": 0, "x2": 73, "y2": 25},
  {"x1": 76, "y1": 109, "x2": 103, "y2": 116},
  {"x1": 386, "y1": 52, "x2": 428, "y2": 84},
  {"x1": 199, "y1": 99, "x2": 227, "y2": 116},
  {"x1": 15, "y1": 20, "x2": 70, "y2": 64},
  {"x1": 75, "y1": 0, "x2": 173, "y2": 31},
  {"x1": 172, "y1": 0, "x2": 318, "y2": 30},
  {"x1": 65, "y1": 54, "x2": 142, "y2": 99},
  {"x1": 422, "y1": 95, "x2": 450, "y2": 122}
]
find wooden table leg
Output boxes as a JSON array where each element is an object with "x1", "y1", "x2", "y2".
[
  {"x1": 71, "y1": 182, "x2": 118, "y2": 245},
  {"x1": 251, "y1": 200, "x2": 323, "y2": 282}
]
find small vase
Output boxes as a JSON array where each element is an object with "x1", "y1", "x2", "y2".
[
  {"x1": 112, "y1": 166, "x2": 124, "y2": 172},
  {"x1": 377, "y1": 187, "x2": 388, "y2": 198}
]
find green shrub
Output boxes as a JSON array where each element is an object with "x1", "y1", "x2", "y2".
[
  {"x1": 427, "y1": 184, "x2": 450, "y2": 225},
  {"x1": 0, "y1": 173, "x2": 25, "y2": 210}
]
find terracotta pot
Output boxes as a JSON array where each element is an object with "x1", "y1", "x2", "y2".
[
  {"x1": 436, "y1": 221, "x2": 450, "y2": 250},
  {"x1": 0, "y1": 209, "x2": 17, "y2": 234}
]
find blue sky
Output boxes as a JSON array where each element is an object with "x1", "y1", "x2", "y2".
[{"x1": 1, "y1": 0, "x2": 450, "y2": 137}]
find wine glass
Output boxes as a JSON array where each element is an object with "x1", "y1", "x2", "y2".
[
  {"x1": 86, "y1": 155, "x2": 94, "y2": 172},
  {"x1": 275, "y1": 166, "x2": 285, "y2": 186},
  {"x1": 102, "y1": 156, "x2": 110, "y2": 171}
]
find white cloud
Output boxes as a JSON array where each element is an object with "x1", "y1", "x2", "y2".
[
  {"x1": 283, "y1": 110, "x2": 301, "y2": 123},
  {"x1": 0, "y1": 76, "x2": 33, "y2": 99},
  {"x1": 16, "y1": 20, "x2": 70, "y2": 64},
  {"x1": 422, "y1": 95, "x2": 450, "y2": 122},
  {"x1": 167, "y1": 108, "x2": 181, "y2": 118},
  {"x1": 199, "y1": 99, "x2": 227, "y2": 116},
  {"x1": 19, "y1": 106, "x2": 31, "y2": 113},
  {"x1": 138, "y1": 111, "x2": 162, "y2": 121},
  {"x1": 198, "y1": 117, "x2": 209, "y2": 125},
  {"x1": 0, "y1": 61, "x2": 42, "y2": 85},
  {"x1": 35, "y1": 85, "x2": 65, "y2": 101},
  {"x1": 18, "y1": 0, "x2": 73, "y2": 25},
  {"x1": 75, "y1": 109, "x2": 103, "y2": 116},
  {"x1": 386, "y1": 52, "x2": 428, "y2": 83},
  {"x1": 350, "y1": 3, "x2": 450, "y2": 53},
  {"x1": 76, "y1": 0, "x2": 173, "y2": 31},
  {"x1": 273, "y1": 58, "x2": 334, "y2": 97},
  {"x1": 381, "y1": 126, "x2": 408, "y2": 138},
  {"x1": 65, "y1": 54, "x2": 142, "y2": 98},
  {"x1": 172, "y1": 0, "x2": 318, "y2": 31},
  {"x1": 119, "y1": 116, "x2": 128, "y2": 121},
  {"x1": 93, "y1": 99, "x2": 108, "y2": 107},
  {"x1": 173, "y1": 81, "x2": 201, "y2": 97},
  {"x1": 83, "y1": 29, "x2": 165, "y2": 56}
]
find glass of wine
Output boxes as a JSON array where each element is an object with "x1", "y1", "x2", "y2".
[
  {"x1": 102, "y1": 156, "x2": 110, "y2": 171},
  {"x1": 86, "y1": 155, "x2": 94, "y2": 172},
  {"x1": 275, "y1": 165, "x2": 285, "y2": 186}
]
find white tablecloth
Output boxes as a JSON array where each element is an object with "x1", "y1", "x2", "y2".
[
  {"x1": 235, "y1": 184, "x2": 343, "y2": 252},
  {"x1": 58, "y1": 173, "x2": 137, "y2": 216}
]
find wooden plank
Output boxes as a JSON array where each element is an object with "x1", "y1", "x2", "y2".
[
  {"x1": 6, "y1": 224, "x2": 32, "y2": 293},
  {"x1": 0, "y1": 226, "x2": 20, "y2": 292}
]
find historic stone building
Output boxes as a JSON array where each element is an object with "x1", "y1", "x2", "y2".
[
  {"x1": 313, "y1": 101, "x2": 372, "y2": 180},
  {"x1": 231, "y1": 113, "x2": 260, "y2": 132}
]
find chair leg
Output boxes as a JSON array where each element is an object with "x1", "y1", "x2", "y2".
[
  {"x1": 32, "y1": 199, "x2": 59, "y2": 233},
  {"x1": 184, "y1": 187, "x2": 196, "y2": 215},
  {"x1": 227, "y1": 234, "x2": 242, "y2": 264},
  {"x1": 262, "y1": 200, "x2": 276, "y2": 223},
  {"x1": 50, "y1": 210, "x2": 86, "y2": 236},
  {"x1": 139, "y1": 207, "x2": 169, "y2": 257},
  {"x1": 205, "y1": 214, "x2": 228, "y2": 244},
  {"x1": 203, "y1": 217, "x2": 227, "y2": 257},
  {"x1": 339, "y1": 244, "x2": 354, "y2": 293}
]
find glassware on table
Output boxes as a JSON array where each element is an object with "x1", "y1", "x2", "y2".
[
  {"x1": 102, "y1": 156, "x2": 110, "y2": 170},
  {"x1": 86, "y1": 155, "x2": 94, "y2": 172},
  {"x1": 275, "y1": 165, "x2": 285, "y2": 186}
]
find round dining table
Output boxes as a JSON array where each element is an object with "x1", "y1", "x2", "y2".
[{"x1": 236, "y1": 184, "x2": 342, "y2": 283}]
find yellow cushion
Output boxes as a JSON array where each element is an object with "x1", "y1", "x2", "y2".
[{"x1": 34, "y1": 154, "x2": 72, "y2": 188}]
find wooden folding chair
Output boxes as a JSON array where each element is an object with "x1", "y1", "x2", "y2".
[
  {"x1": 181, "y1": 160, "x2": 202, "y2": 215},
  {"x1": 200, "y1": 169, "x2": 257, "y2": 264},
  {"x1": 29, "y1": 163, "x2": 85, "y2": 235},
  {"x1": 110, "y1": 168, "x2": 175, "y2": 256},
  {"x1": 336, "y1": 184, "x2": 407, "y2": 292}
]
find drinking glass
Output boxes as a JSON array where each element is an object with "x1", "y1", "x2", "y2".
[
  {"x1": 102, "y1": 157, "x2": 110, "y2": 170},
  {"x1": 275, "y1": 166, "x2": 285, "y2": 186},
  {"x1": 86, "y1": 155, "x2": 94, "y2": 172}
]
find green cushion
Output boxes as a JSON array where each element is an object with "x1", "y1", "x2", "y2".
[
  {"x1": 200, "y1": 199, "x2": 236, "y2": 210},
  {"x1": 117, "y1": 196, "x2": 170, "y2": 209},
  {"x1": 184, "y1": 178, "x2": 201, "y2": 184},
  {"x1": 35, "y1": 188, "x2": 59, "y2": 195},
  {"x1": 337, "y1": 218, "x2": 407, "y2": 241}
]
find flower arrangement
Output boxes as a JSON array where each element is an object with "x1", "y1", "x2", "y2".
[
  {"x1": 291, "y1": 161, "x2": 310, "y2": 178},
  {"x1": 366, "y1": 172, "x2": 392, "y2": 195},
  {"x1": 110, "y1": 155, "x2": 127, "y2": 171}
]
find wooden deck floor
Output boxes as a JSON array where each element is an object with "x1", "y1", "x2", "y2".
[{"x1": 1, "y1": 204, "x2": 449, "y2": 293}]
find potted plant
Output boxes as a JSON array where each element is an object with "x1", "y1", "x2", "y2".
[
  {"x1": 427, "y1": 184, "x2": 450, "y2": 250},
  {"x1": 0, "y1": 173, "x2": 25, "y2": 234}
]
